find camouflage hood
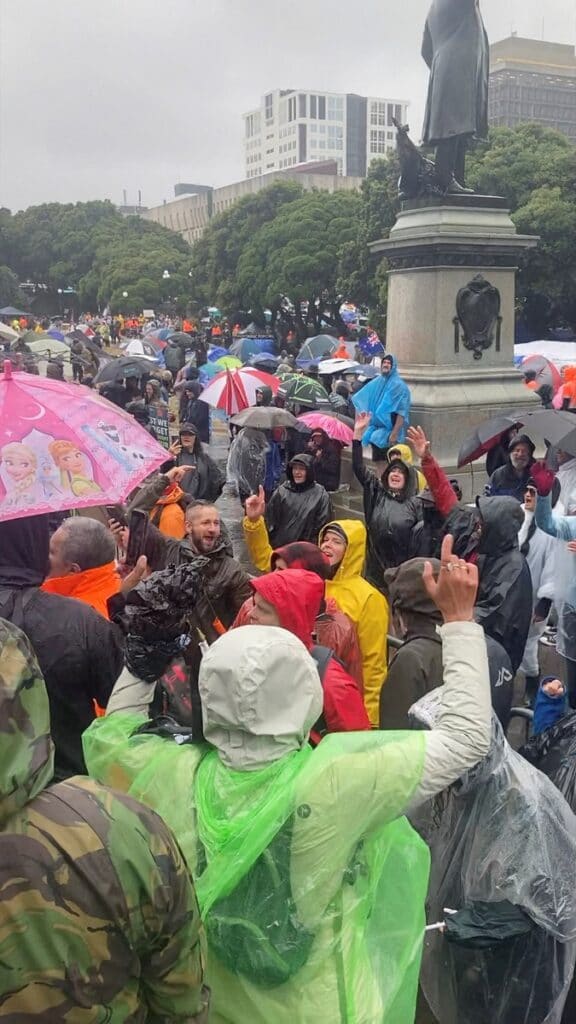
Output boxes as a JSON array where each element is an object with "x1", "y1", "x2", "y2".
[{"x1": 0, "y1": 618, "x2": 54, "y2": 824}]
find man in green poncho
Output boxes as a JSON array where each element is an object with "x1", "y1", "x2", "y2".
[
  {"x1": 84, "y1": 535, "x2": 491, "y2": 1024},
  {"x1": 0, "y1": 617, "x2": 209, "y2": 1021}
]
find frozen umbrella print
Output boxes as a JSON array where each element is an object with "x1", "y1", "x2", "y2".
[{"x1": 0, "y1": 361, "x2": 167, "y2": 522}]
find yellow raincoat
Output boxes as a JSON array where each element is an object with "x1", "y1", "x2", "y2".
[{"x1": 243, "y1": 516, "x2": 388, "y2": 724}]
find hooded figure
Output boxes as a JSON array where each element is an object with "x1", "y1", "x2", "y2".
[
  {"x1": 381, "y1": 558, "x2": 513, "y2": 731},
  {"x1": 172, "y1": 423, "x2": 225, "y2": 502},
  {"x1": 475, "y1": 495, "x2": 532, "y2": 674},
  {"x1": 0, "y1": 618, "x2": 208, "y2": 1021},
  {"x1": 231, "y1": 541, "x2": 364, "y2": 689},
  {"x1": 265, "y1": 454, "x2": 332, "y2": 549},
  {"x1": 351, "y1": 354, "x2": 411, "y2": 451},
  {"x1": 307, "y1": 429, "x2": 342, "y2": 492},
  {"x1": 227, "y1": 427, "x2": 270, "y2": 502},
  {"x1": 255, "y1": 385, "x2": 273, "y2": 407},
  {"x1": 486, "y1": 434, "x2": 535, "y2": 502},
  {"x1": 180, "y1": 381, "x2": 210, "y2": 443},
  {"x1": 85, "y1": 615, "x2": 493, "y2": 1024},
  {"x1": 412, "y1": 700, "x2": 576, "y2": 1024},
  {"x1": 352, "y1": 438, "x2": 422, "y2": 591},
  {"x1": 247, "y1": 569, "x2": 370, "y2": 739},
  {"x1": 242, "y1": 515, "x2": 389, "y2": 725}
]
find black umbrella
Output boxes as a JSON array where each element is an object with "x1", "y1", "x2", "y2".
[
  {"x1": 94, "y1": 356, "x2": 156, "y2": 384},
  {"x1": 230, "y1": 407, "x2": 297, "y2": 429},
  {"x1": 169, "y1": 331, "x2": 196, "y2": 347},
  {"x1": 522, "y1": 408, "x2": 576, "y2": 457},
  {"x1": 249, "y1": 353, "x2": 281, "y2": 372},
  {"x1": 457, "y1": 411, "x2": 525, "y2": 468},
  {"x1": 278, "y1": 376, "x2": 330, "y2": 408}
]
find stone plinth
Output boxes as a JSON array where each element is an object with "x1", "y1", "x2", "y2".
[{"x1": 369, "y1": 196, "x2": 539, "y2": 495}]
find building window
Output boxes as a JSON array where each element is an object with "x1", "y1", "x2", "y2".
[
  {"x1": 310, "y1": 94, "x2": 317, "y2": 118},
  {"x1": 369, "y1": 129, "x2": 387, "y2": 154},
  {"x1": 299, "y1": 93, "x2": 307, "y2": 117},
  {"x1": 265, "y1": 93, "x2": 273, "y2": 121},
  {"x1": 394, "y1": 104, "x2": 403, "y2": 123},
  {"x1": 328, "y1": 96, "x2": 344, "y2": 121},
  {"x1": 327, "y1": 125, "x2": 343, "y2": 149},
  {"x1": 370, "y1": 101, "x2": 386, "y2": 127},
  {"x1": 318, "y1": 95, "x2": 326, "y2": 119},
  {"x1": 288, "y1": 96, "x2": 296, "y2": 121}
]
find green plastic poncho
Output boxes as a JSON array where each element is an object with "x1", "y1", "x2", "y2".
[{"x1": 84, "y1": 714, "x2": 429, "y2": 1024}]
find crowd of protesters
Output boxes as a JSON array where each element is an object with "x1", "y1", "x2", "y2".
[{"x1": 1, "y1": 307, "x2": 576, "y2": 1024}]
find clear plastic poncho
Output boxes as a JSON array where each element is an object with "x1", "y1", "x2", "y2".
[
  {"x1": 84, "y1": 714, "x2": 430, "y2": 1024},
  {"x1": 409, "y1": 693, "x2": 576, "y2": 1024},
  {"x1": 226, "y1": 428, "x2": 269, "y2": 499}
]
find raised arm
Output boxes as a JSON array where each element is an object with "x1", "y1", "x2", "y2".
[
  {"x1": 352, "y1": 412, "x2": 373, "y2": 486},
  {"x1": 407, "y1": 425, "x2": 457, "y2": 518},
  {"x1": 242, "y1": 486, "x2": 274, "y2": 572}
]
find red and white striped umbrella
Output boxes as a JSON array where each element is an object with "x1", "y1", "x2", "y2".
[{"x1": 200, "y1": 368, "x2": 280, "y2": 415}]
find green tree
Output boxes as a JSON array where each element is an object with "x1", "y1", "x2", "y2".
[
  {"x1": 188, "y1": 180, "x2": 304, "y2": 315},
  {"x1": 0, "y1": 266, "x2": 28, "y2": 309},
  {"x1": 236, "y1": 189, "x2": 361, "y2": 336}
]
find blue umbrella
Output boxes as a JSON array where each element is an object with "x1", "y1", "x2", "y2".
[
  {"x1": 207, "y1": 346, "x2": 229, "y2": 362},
  {"x1": 48, "y1": 329, "x2": 65, "y2": 341},
  {"x1": 230, "y1": 337, "x2": 276, "y2": 361},
  {"x1": 150, "y1": 327, "x2": 173, "y2": 341}
]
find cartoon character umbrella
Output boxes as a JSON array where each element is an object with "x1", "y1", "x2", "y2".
[
  {"x1": 0, "y1": 361, "x2": 167, "y2": 522},
  {"x1": 200, "y1": 368, "x2": 280, "y2": 415}
]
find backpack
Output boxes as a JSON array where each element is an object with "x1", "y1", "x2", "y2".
[{"x1": 200, "y1": 815, "x2": 315, "y2": 988}]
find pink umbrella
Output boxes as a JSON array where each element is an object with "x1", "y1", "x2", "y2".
[
  {"x1": 298, "y1": 412, "x2": 354, "y2": 445},
  {"x1": 200, "y1": 368, "x2": 280, "y2": 415},
  {"x1": 0, "y1": 361, "x2": 167, "y2": 522}
]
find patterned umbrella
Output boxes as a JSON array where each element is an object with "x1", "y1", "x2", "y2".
[
  {"x1": 200, "y1": 368, "x2": 280, "y2": 415},
  {"x1": 278, "y1": 376, "x2": 330, "y2": 408},
  {"x1": 298, "y1": 412, "x2": 353, "y2": 445},
  {"x1": 0, "y1": 361, "x2": 167, "y2": 522}
]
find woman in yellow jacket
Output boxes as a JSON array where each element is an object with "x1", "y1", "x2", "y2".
[{"x1": 243, "y1": 497, "x2": 388, "y2": 724}]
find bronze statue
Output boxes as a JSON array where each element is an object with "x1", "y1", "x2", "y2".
[{"x1": 421, "y1": 0, "x2": 489, "y2": 194}]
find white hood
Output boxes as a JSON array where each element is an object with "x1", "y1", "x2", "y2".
[{"x1": 199, "y1": 626, "x2": 323, "y2": 771}]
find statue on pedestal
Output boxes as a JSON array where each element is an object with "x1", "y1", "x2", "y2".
[
  {"x1": 422, "y1": 0, "x2": 489, "y2": 193},
  {"x1": 395, "y1": 0, "x2": 489, "y2": 199}
]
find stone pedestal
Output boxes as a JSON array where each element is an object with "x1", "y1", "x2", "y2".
[{"x1": 370, "y1": 196, "x2": 539, "y2": 495}]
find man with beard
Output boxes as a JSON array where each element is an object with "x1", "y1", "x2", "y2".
[{"x1": 485, "y1": 435, "x2": 535, "y2": 502}]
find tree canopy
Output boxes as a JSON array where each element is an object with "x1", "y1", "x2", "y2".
[{"x1": 0, "y1": 201, "x2": 192, "y2": 313}]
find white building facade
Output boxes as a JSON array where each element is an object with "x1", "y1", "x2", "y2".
[{"x1": 244, "y1": 89, "x2": 409, "y2": 179}]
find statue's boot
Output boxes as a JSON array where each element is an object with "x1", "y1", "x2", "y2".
[{"x1": 445, "y1": 175, "x2": 474, "y2": 196}]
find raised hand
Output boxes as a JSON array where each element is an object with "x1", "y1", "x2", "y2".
[
  {"x1": 120, "y1": 555, "x2": 149, "y2": 596},
  {"x1": 530, "y1": 460, "x2": 556, "y2": 497},
  {"x1": 407, "y1": 425, "x2": 430, "y2": 461},
  {"x1": 245, "y1": 485, "x2": 266, "y2": 521},
  {"x1": 422, "y1": 534, "x2": 478, "y2": 623},
  {"x1": 354, "y1": 411, "x2": 372, "y2": 440},
  {"x1": 166, "y1": 466, "x2": 188, "y2": 484},
  {"x1": 168, "y1": 440, "x2": 182, "y2": 458}
]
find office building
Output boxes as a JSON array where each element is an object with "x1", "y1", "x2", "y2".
[
  {"x1": 141, "y1": 161, "x2": 363, "y2": 245},
  {"x1": 243, "y1": 89, "x2": 409, "y2": 179},
  {"x1": 489, "y1": 36, "x2": 576, "y2": 143}
]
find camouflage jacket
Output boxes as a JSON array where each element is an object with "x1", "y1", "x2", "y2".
[{"x1": 0, "y1": 617, "x2": 208, "y2": 1022}]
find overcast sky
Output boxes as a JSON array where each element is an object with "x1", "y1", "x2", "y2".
[{"x1": 0, "y1": 0, "x2": 572, "y2": 213}]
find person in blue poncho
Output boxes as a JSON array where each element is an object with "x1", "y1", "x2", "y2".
[{"x1": 351, "y1": 354, "x2": 411, "y2": 467}]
